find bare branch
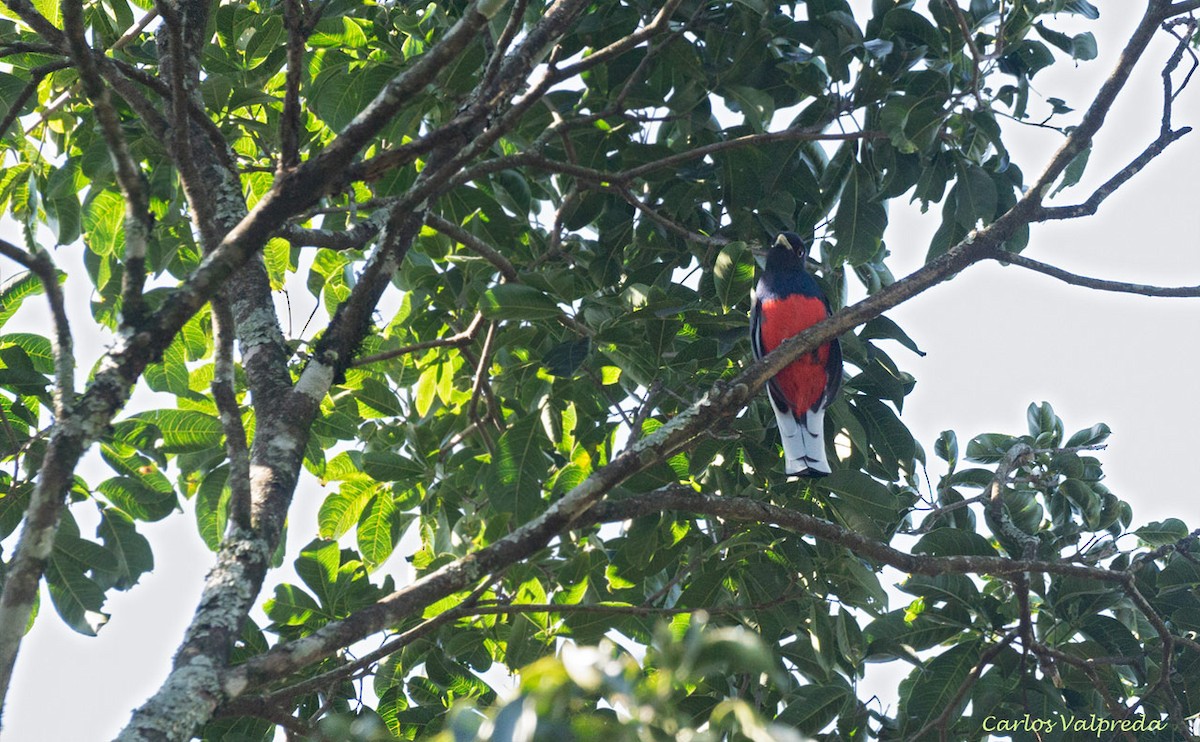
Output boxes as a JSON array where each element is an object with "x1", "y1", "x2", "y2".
[
  {"x1": 616, "y1": 187, "x2": 730, "y2": 249},
  {"x1": 480, "y1": 0, "x2": 529, "y2": 90},
  {"x1": 909, "y1": 630, "x2": 1020, "y2": 741},
  {"x1": 1169, "y1": 0, "x2": 1200, "y2": 14},
  {"x1": 110, "y1": 8, "x2": 159, "y2": 52},
  {"x1": 0, "y1": 41, "x2": 57, "y2": 57},
  {"x1": 211, "y1": 300, "x2": 252, "y2": 532},
  {"x1": 280, "y1": 0, "x2": 304, "y2": 171},
  {"x1": 424, "y1": 213, "x2": 519, "y2": 282},
  {"x1": 312, "y1": 1, "x2": 496, "y2": 174},
  {"x1": 439, "y1": 128, "x2": 884, "y2": 195},
  {"x1": 1024, "y1": 2, "x2": 1188, "y2": 203},
  {"x1": 278, "y1": 213, "x2": 386, "y2": 251},
  {"x1": 0, "y1": 238, "x2": 75, "y2": 707},
  {"x1": 986, "y1": 250, "x2": 1200, "y2": 297},
  {"x1": 308, "y1": 209, "x2": 425, "y2": 378},
  {"x1": 553, "y1": 0, "x2": 684, "y2": 79},
  {"x1": 218, "y1": 576, "x2": 498, "y2": 719},
  {"x1": 351, "y1": 313, "x2": 485, "y2": 369},
  {"x1": 467, "y1": 320, "x2": 499, "y2": 425},
  {"x1": 62, "y1": 0, "x2": 152, "y2": 326}
]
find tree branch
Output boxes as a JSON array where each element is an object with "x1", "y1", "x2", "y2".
[
  {"x1": 909, "y1": 630, "x2": 1019, "y2": 741},
  {"x1": 310, "y1": 0, "x2": 498, "y2": 176},
  {"x1": 0, "y1": 238, "x2": 74, "y2": 709},
  {"x1": 210, "y1": 300, "x2": 251, "y2": 532},
  {"x1": 279, "y1": 0, "x2": 304, "y2": 171},
  {"x1": 278, "y1": 213, "x2": 387, "y2": 251},
  {"x1": 1037, "y1": 16, "x2": 1195, "y2": 221},
  {"x1": 350, "y1": 313, "x2": 485, "y2": 369},
  {"x1": 217, "y1": 576, "x2": 498, "y2": 720},
  {"x1": 63, "y1": 0, "x2": 152, "y2": 327},
  {"x1": 0, "y1": 61, "x2": 70, "y2": 143},
  {"x1": 424, "y1": 213, "x2": 519, "y2": 282},
  {"x1": 984, "y1": 250, "x2": 1200, "y2": 297},
  {"x1": 1, "y1": 0, "x2": 66, "y2": 48},
  {"x1": 480, "y1": 0, "x2": 528, "y2": 91},
  {"x1": 1025, "y1": 2, "x2": 1187, "y2": 202}
]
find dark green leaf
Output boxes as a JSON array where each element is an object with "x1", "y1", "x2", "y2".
[{"x1": 481, "y1": 284, "x2": 563, "y2": 321}]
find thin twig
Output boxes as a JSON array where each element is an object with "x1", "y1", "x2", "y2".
[
  {"x1": 908, "y1": 630, "x2": 1019, "y2": 741},
  {"x1": 986, "y1": 250, "x2": 1200, "y2": 297},
  {"x1": 211, "y1": 299, "x2": 252, "y2": 532},
  {"x1": 424, "y1": 213, "x2": 519, "y2": 282},
  {"x1": 219, "y1": 576, "x2": 499, "y2": 716},
  {"x1": 0, "y1": 61, "x2": 71, "y2": 143},
  {"x1": 350, "y1": 313, "x2": 485, "y2": 368},
  {"x1": 280, "y1": 0, "x2": 304, "y2": 170},
  {"x1": 63, "y1": 0, "x2": 151, "y2": 327}
]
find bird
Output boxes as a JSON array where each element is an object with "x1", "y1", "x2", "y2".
[{"x1": 751, "y1": 232, "x2": 842, "y2": 477}]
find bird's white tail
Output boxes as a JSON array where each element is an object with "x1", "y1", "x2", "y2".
[{"x1": 772, "y1": 404, "x2": 830, "y2": 477}]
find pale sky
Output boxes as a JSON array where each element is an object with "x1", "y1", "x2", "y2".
[{"x1": 3, "y1": 2, "x2": 1199, "y2": 739}]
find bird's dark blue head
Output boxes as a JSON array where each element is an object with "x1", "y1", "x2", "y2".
[{"x1": 766, "y1": 232, "x2": 812, "y2": 274}]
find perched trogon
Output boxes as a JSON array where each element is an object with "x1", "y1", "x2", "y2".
[{"x1": 751, "y1": 232, "x2": 842, "y2": 477}]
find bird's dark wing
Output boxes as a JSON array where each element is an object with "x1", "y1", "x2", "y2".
[{"x1": 821, "y1": 336, "x2": 842, "y2": 409}]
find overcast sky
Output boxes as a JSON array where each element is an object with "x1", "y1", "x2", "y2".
[{"x1": 3, "y1": 2, "x2": 1199, "y2": 739}]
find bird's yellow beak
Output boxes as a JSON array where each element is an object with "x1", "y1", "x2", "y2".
[{"x1": 774, "y1": 234, "x2": 789, "y2": 249}]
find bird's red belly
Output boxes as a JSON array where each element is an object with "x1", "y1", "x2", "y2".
[{"x1": 760, "y1": 296, "x2": 830, "y2": 413}]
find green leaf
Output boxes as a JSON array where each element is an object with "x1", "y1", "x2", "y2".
[
  {"x1": 415, "y1": 364, "x2": 437, "y2": 417},
  {"x1": 913, "y1": 528, "x2": 999, "y2": 558},
  {"x1": 1134, "y1": 518, "x2": 1189, "y2": 546},
  {"x1": 952, "y1": 164, "x2": 997, "y2": 228},
  {"x1": 361, "y1": 450, "x2": 423, "y2": 483},
  {"x1": 776, "y1": 685, "x2": 851, "y2": 734},
  {"x1": 0, "y1": 72, "x2": 35, "y2": 137},
  {"x1": 1052, "y1": 145, "x2": 1090, "y2": 197},
  {"x1": 1061, "y1": 0, "x2": 1099, "y2": 18},
  {"x1": 95, "y1": 508, "x2": 154, "y2": 591},
  {"x1": 864, "y1": 610, "x2": 965, "y2": 660},
  {"x1": 295, "y1": 539, "x2": 342, "y2": 610},
  {"x1": 934, "y1": 430, "x2": 957, "y2": 466},
  {"x1": 195, "y1": 465, "x2": 230, "y2": 551},
  {"x1": 47, "y1": 529, "x2": 113, "y2": 636},
  {"x1": 1035, "y1": 23, "x2": 1097, "y2": 62},
  {"x1": 1058, "y1": 478, "x2": 1100, "y2": 528},
  {"x1": 901, "y1": 642, "x2": 978, "y2": 732},
  {"x1": 310, "y1": 65, "x2": 396, "y2": 132},
  {"x1": 713, "y1": 242, "x2": 754, "y2": 310},
  {"x1": 265, "y1": 583, "x2": 321, "y2": 626},
  {"x1": 357, "y1": 491, "x2": 400, "y2": 568},
  {"x1": 1065, "y1": 422, "x2": 1110, "y2": 448},
  {"x1": 96, "y1": 476, "x2": 178, "y2": 522},
  {"x1": 964, "y1": 433, "x2": 1016, "y2": 464},
  {"x1": 0, "y1": 334, "x2": 54, "y2": 374},
  {"x1": 83, "y1": 189, "x2": 126, "y2": 257},
  {"x1": 854, "y1": 397, "x2": 916, "y2": 469},
  {"x1": 542, "y1": 338, "x2": 591, "y2": 377},
  {"x1": 127, "y1": 409, "x2": 223, "y2": 453},
  {"x1": 263, "y1": 237, "x2": 293, "y2": 290},
  {"x1": 480, "y1": 284, "x2": 563, "y2": 321},
  {"x1": 832, "y1": 164, "x2": 887, "y2": 266},
  {"x1": 858, "y1": 316, "x2": 924, "y2": 356},
  {"x1": 821, "y1": 470, "x2": 901, "y2": 538},
  {"x1": 356, "y1": 377, "x2": 403, "y2": 418},
  {"x1": 318, "y1": 481, "x2": 377, "y2": 540},
  {"x1": 0, "y1": 273, "x2": 47, "y2": 331},
  {"x1": 492, "y1": 416, "x2": 551, "y2": 521}
]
